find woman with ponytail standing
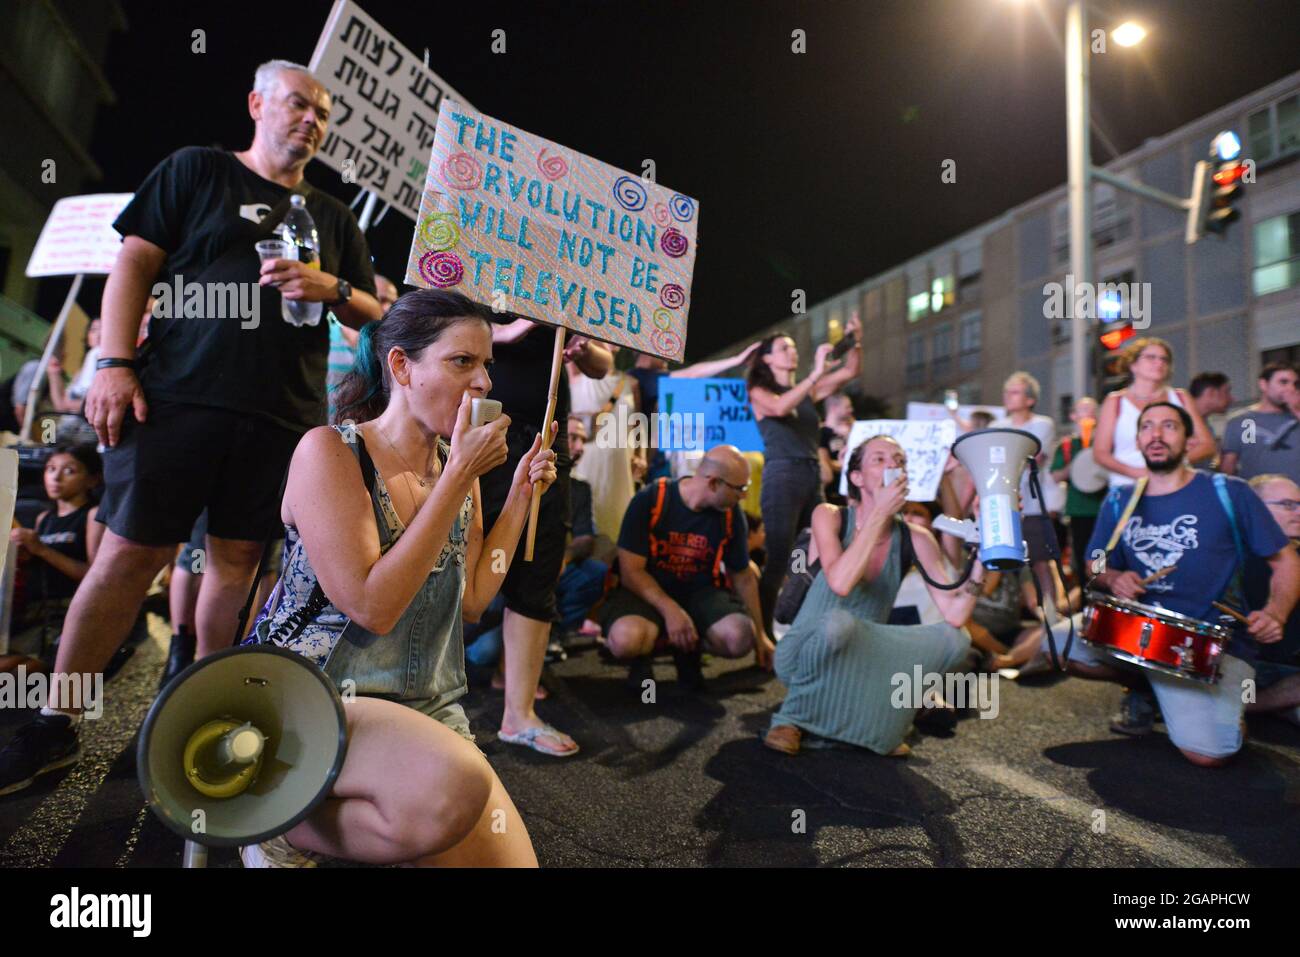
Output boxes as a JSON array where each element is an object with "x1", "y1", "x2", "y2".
[
  {"x1": 242, "y1": 290, "x2": 556, "y2": 867},
  {"x1": 748, "y1": 316, "x2": 862, "y2": 633}
]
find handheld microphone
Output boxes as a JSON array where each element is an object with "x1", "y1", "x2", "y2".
[{"x1": 471, "y1": 398, "x2": 503, "y2": 427}]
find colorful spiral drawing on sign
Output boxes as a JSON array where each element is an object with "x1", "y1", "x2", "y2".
[
  {"x1": 659, "y1": 283, "x2": 685, "y2": 309},
  {"x1": 419, "y1": 213, "x2": 460, "y2": 251},
  {"x1": 419, "y1": 250, "x2": 464, "y2": 288},
  {"x1": 611, "y1": 175, "x2": 647, "y2": 212},
  {"x1": 653, "y1": 202, "x2": 670, "y2": 227},
  {"x1": 669, "y1": 194, "x2": 696, "y2": 222},
  {"x1": 536, "y1": 147, "x2": 568, "y2": 182},
  {"x1": 441, "y1": 151, "x2": 482, "y2": 190},
  {"x1": 652, "y1": 308, "x2": 674, "y2": 331},
  {"x1": 660, "y1": 228, "x2": 689, "y2": 259},
  {"x1": 651, "y1": 328, "x2": 682, "y2": 357}
]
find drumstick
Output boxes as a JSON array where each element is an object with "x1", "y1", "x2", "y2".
[
  {"x1": 1139, "y1": 566, "x2": 1176, "y2": 586},
  {"x1": 1211, "y1": 601, "x2": 1251, "y2": 626}
]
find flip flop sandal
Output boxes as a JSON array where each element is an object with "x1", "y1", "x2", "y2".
[{"x1": 498, "y1": 723, "x2": 580, "y2": 758}]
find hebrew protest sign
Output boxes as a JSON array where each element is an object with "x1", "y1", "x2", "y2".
[
  {"x1": 309, "y1": 0, "x2": 472, "y2": 220},
  {"x1": 404, "y1": 102, "x2": 699, "y2": 361},
  {"x1": 656, "y1": 378, "x2": 763, "y2": 452},
  {"x1": 839, "y1": 419, "x2": 958, "y2": 502},
  {"x1": 26, "y1": 194, "x2": 132, "y2": 277}
]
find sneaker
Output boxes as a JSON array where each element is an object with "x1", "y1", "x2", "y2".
[
  {"x1": 625, "y1": 656, "x2": 653, "y2": 692},
  {"x1": 1109, "y1": 689, "x2": 1156, "y2": 736},
  {"x1": 544, "y1": 638, "x2": 567, "y2": 664},
  {"x1": 159, "y1": 631, "x2": 196, "y2": 691},
  {"x1": 239, "y1": 833, "x2": 324, "y2": 868},
  {"x1": 672, "y1": 649, "x2": 705, "y2": 692},
  {"x1": 0, "y1": 713, "x2": 82, "y2": 796}
]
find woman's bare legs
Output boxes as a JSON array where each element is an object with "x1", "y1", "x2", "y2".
[
  {"x1": 415, "y1": 768, "x2": 537, "y2": 867},
  {"x1": 285, "y1": 697, "x2": 511, "y2": 865}
]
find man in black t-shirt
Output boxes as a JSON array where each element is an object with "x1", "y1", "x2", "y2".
[
  {"x1": 599, "y1": 445, "x2": 774, "y2": 691},
  {"x1": 0, "y1": 60, "x2": 381, "y2": 795}
]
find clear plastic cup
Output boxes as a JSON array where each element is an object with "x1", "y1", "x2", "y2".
[{"x1": 255, "y1": 238, "x2": 289, "y2": 263}]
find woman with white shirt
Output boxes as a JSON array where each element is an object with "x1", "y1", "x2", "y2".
[{"x1": 1093, "y1": 336, "x2": 1216, "y2": 489}]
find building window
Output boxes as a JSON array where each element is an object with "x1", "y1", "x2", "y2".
[
  {"x1": 930, "y1": 275, "x2": 954, "y2": 313},
  {"x1": 908, "y1": 292, "x2": 930, "y2": 322},
  {"x1": 932, "y1": 321, "x2": 952, "y2": 379},
  {"x1": 958, "y1": 271, "x2": 982, "y2": 304},
  {"x1": 1254, "y1": 212, "x2": 1300, "y2": 297},
  {"x1": 1262, "y1": 344, "x2": 1300, "y2": 369},
  {"x1": 959, "y1": 311, "x2": 981, "y2": 371},
  {"x1": 906, "y1": 332, "x2": 926, "y2": 386},
  {"x1": 1248, "y1": 93, "x2": 1300, "y2": 166}
]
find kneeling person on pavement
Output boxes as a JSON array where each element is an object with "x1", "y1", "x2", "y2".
[{"x1": 600, "y1": 445, "x2": 775, "y2": 689}]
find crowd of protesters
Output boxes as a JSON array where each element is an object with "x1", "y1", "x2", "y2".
[{"x1": 1, "y1": 59, "x2": 1298, "y2": 868}]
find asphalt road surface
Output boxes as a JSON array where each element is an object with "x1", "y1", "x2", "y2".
[{"x1": 2, "y1": 611, "x2": 1298, "y2": 868}]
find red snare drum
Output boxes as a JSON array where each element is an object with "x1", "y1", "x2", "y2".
[{"x1": 1081, "y1": 591, "x2": 1230, "y2": 684}]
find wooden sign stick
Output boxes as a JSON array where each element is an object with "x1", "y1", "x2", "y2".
[{"x1": 524, "y1": 325, "x2": 567, "y2": 561}]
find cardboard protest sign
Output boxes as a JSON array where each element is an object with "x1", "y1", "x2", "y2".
[
  {"x1": 839, "y1": 419, "x2": 958, "y2": 502},
  {"x1": 309, "y1": 0, "x2": 472, "y2": 220},
  {"x1": 26, "y1": 194, "x2": 132, "y2": 277},
  {"x1": 906, "y1": 401, "x2": 1004, "y2": 423},
  {"x1": 404, "y1": 103, "x2": 699, "y2": 361},
  {"x1": 656, "y1": 378, "x2": 763, "y2": 452}
]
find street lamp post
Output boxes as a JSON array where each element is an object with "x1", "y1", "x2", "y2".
[{"x1": 1065, "y1": 0, "x2": 1092, "y2": 405}]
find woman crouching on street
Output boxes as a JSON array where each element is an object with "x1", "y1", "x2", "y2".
[
  {"x1": 765, "y1": 435, "x2": 982, "y2": 758},
  {"x1": 242, "y1": 289, "x2": 556, "y2": 867}
]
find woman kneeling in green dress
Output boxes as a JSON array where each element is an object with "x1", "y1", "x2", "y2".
[{"x1": 766, "y1": 435, "x2": 985, "y2": 757}]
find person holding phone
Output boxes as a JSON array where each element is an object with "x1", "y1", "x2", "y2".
[
  {"x1": 764, "y1": 435, "x2": 980, "y2": 757},
  {"x1": 235, "y1": 290, "x2": 556, "y2": 866},
  {"x1": 748, "y1": 314, "x2": 862, "y2": 633}
]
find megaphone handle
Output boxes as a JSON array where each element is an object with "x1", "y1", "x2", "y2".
[{"x1": 183, "y1": 840, "x2": 208, "y2": 869}]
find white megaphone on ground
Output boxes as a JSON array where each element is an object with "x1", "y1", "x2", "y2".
[
  {"x1": 137, "y1": 644, "x2": 348, "y2": 867},
  {"x1": 935, "y1": 427, "x2": 1042, "y2": 570}
]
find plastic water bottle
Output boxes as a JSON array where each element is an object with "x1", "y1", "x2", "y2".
[{"x1": 279, "y1": 194, "x2": 322, "y2": 327}]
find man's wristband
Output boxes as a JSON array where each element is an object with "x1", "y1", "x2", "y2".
[{"x1": 96, "y1": 357, "x2": 136, "y2": 372}]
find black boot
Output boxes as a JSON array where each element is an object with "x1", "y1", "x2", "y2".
[{"x1": 160, "y1": 628, "x2": 196, "y2": 691}]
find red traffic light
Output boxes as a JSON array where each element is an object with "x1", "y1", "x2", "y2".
[
  {"x1": 1099, "y1": 324, "x2": 1136, "y2": 350},
  {"x1": 1212, "y1": 161, "x2": 1246, "y2": 187}
]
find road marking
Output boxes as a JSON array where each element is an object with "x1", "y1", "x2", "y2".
[{"x1": 961, "y1": 759, "x2": 1226, "y2": 867}]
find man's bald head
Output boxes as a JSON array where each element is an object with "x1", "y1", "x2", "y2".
[{"x1": 698, "y1": 444, "x2": 749, "y2": 485}]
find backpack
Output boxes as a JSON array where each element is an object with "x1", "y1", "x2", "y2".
[
  {"x1": 774, "y1": 511, "x2": 914, "y2": 625},
  {"x1": 598, "y1": 477, "x2": 737, "y2": 602}
]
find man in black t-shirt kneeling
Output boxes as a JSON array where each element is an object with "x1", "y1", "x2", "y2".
[
  {"x1": 599, "y1": 445, "x2": 775, "y2": 691},
  {"x1": 0, "y1": 60, "x2": 381, "y2": 796}
]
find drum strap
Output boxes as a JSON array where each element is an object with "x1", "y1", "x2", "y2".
[
  {"x1": 1211, "y1": 472, "x2": 1248, "y2": 613},
  {"x1": 1103, "y1": 477, "x2": 1148, "y2": 553}
]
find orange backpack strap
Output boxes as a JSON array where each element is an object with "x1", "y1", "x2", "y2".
[{"x1": 649, "y1": 477, "x2": 670, "y2": 531}]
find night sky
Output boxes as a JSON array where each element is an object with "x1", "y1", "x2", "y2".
[{"x1": 67, "y1": 0, "x2": 1300, "y2": 360}]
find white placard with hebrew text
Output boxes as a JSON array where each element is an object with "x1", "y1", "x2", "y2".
[{"x1": 839, "y1": 419, "x2": 958, "y2": 502}]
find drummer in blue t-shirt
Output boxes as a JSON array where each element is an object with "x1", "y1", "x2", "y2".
[{"x1": 1045, "y1": 401, "x2": 1300, "y2": 767}]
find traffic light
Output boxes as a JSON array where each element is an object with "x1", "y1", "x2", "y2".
[
  {"x1": 1205, "y1": 159, "x2": 1246, "y2": 235},
  {"x1": 1094, "y1": 319, "x2": 1134, "y2": 393},
  {"x1": 1186, "y1": 130, "x2": 1247, "y2": 243}
]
